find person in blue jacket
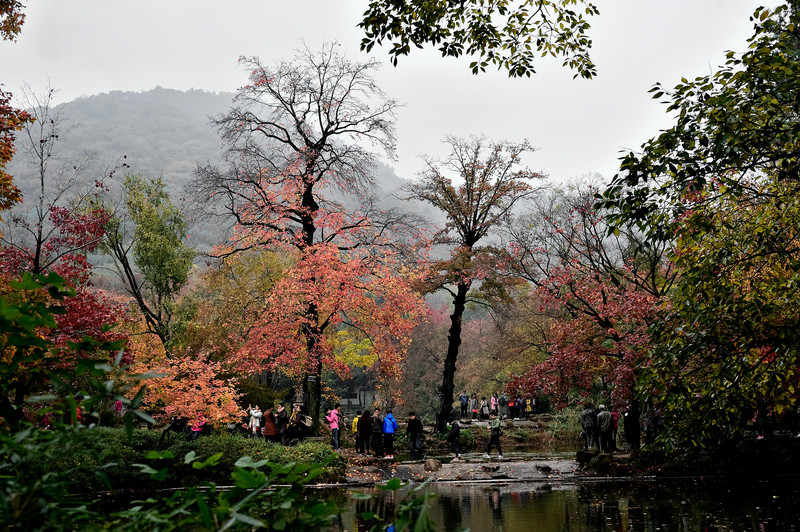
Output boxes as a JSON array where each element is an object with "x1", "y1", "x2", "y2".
[{"x1": 383, "y1": 409, "x2": 398, "y2": 459}]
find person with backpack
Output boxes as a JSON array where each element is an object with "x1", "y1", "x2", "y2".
[
  {"x1": 459, "y1": 391, "x2": 469, "y2": 418},
  {"x1": 499, "y1": 393, "x2": 508, "y2": 419},
  {"x1": 383, "y1": 409, "x2": 398, "y2": 459}
]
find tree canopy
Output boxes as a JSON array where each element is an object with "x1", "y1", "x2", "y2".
[
  {"x1": 600, "y1": 3, "x2": 800, "y2": 240},
  {"x1": 596, "y1": 1, "x2": 800, "y2": 453},
  {"x1": 407, "y1": 135, "x2": 542, "y2": 431},
  {"x1": 359, "y1": 0, "x2": 598, "y2": 78}
]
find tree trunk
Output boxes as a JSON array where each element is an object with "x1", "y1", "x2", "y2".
[
  {"x1": 435, "y1": 281, "x2": 470, "y2": 433},
  {"x1": 302, "y1": 363, "x2": 322, "y2": 435},
  {"x1": 301, "y1": 298, "x2": 323, "y2": 434}
]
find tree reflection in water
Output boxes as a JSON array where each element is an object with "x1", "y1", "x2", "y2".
[{"x1": 337, "y1": 479, "x2": 800, "y2": 531}]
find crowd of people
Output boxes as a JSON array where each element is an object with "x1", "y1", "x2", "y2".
[
  {"x1": 580, "y1": 402, "x2": 655, "y2": 453},
  {"x1": 457, "y1": 391, "x2": 536, "y2": 421},
  {"x1": 181, "y1": 391, "x2": 531, "y2": 461},
  {"x1": 240, "y1": 403, "x2": 312, "y2": 444},
  {"x1": 340, "y1": 406, "x2": 400, "y2": 459}
]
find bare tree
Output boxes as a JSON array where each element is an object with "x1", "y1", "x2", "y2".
[{"x1": 0, "y1": 86, "x2": 112, "y2": 279}]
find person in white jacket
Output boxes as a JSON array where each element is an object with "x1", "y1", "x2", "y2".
[{"x1": 248, "y1": 405, "x2": 263, "y2": 439}]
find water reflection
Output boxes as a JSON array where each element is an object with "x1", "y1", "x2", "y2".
[{"x1": 336, "y1": 478, "x2": 800, "y2": 531}]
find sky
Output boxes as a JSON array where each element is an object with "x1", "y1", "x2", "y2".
[{"x1": 1, "y1": 0, "x2": 771, "y2": 183}]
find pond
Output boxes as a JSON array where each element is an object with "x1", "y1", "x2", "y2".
[{"x1": 328, "y1": 476, "x2": 800, "y2": 531}]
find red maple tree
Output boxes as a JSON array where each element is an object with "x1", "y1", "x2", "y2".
[
  {"x1": 508, "y1": 182, "x2": 673, "y2": 411},
  {"x1": 193, "y1": 45, "x2": 425, "y2": 428}
]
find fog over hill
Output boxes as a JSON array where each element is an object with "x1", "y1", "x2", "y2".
[{"x1": 7, "y1": 87, "x2": 447, "y2": 253}]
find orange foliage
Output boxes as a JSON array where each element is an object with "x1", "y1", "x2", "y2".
[{"x1": 123, "y1": 305, "x2": 242, "y2": 427}]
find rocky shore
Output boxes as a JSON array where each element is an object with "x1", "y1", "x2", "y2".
[{"x1": 343, "y1": 451, "x2": 587, "y2": 485}]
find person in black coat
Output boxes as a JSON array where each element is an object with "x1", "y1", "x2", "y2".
[
  {"x1": 357, "y1": 410, "x2": 373, "y2": 454},
  {"x1": 406, "y1": 411, "x2": 424, "y2": 460},
  {"x1": 447, "y1": 419, "x2": 461, "y2": 460}
]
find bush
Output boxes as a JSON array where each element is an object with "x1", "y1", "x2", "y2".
[
  {"x1": 1, "y1": 425, "x2": 435, "y2": 531},
  {"x1": 52, "y1": 428, "x2": 346, "y2": 493}
]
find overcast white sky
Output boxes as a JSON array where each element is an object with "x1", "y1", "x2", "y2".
[{"x1": 1, "y1": 1, "x2": 770, "y2": 182}]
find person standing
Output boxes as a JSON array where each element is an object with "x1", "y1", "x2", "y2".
[
  {"x1": 325, "y1": 403, "x2": 341, "y2": 451},
  {"x1": 275, "y1": 403, "x2": 288, "y2": 443},
  {"x1": 597, "y1": 404, "x2": 613, "y2": 454},
  {"x1": 190, "y1": 411, "x2": 206, "y2": 441},
  {"x1": 499, "y1": 393, "x2": 508, "y2": 420},
  {"x1": 611, "y1": 408, "x2": 620, "y2": 452},
  {"x1": 459, "y1": 391, "x2": 469, "y2": 418},
  {"x1": 383, "y1": 409, "x2": 398, "y2": 459},
  {"x1": 480, "y1": 397, "x2": 489, "y2": 420},
  {"x1": 623, "y1": 403, "x2": 640, "y2": 451},
  {"x1": 483, "y1": 413, "x2": 503, "y2": 459},
  {"x1": 447, "y1": 419, "x2": 462, "y2": 461},
  {"x1": 261, "y1": 406, "x2": 277, "y2": 442},
  {"x1": 581, "y1": 402, "x2": 597, "y2": 451},
  {"x1": 285, "y1": 403, "x2": 305, "y2": 443},
  {"x1": 371, "y1": 408, "x2": 384, "y2": 457},
  {"x1": 352, "y1": 410, "x2": 362, "y2": 453},
  {"x1": 406, "y1": 411, "x2": 424, "y2": 460},
  {"x1": 248, "y1": 405, "x2": 263, "y2": 439},
  {"x1": 470, "y1": 394, "x2": 479, "y2": 420},
  {"x1": 490, "y1": 393, "x2": 499, "y2": 417},
  {"x1": 358, "y1": 410, "x2": 373, "y2": 454}
]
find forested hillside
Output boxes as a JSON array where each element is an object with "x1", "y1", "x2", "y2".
[{"x1": 6, "y1": 87, "x2": 428, "y2": 254}]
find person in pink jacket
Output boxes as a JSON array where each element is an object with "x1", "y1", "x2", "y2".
[{"x1": 325, "y1": 403, "x2": 341, "y2": 450}]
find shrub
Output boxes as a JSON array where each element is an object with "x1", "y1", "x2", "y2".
[{"x1": 52, "y1": 428, "x2": 346, "y2": 493}]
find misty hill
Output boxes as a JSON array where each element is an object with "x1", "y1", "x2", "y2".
[
  {"x1": 9, "y1": 87, "x2": 428, "y2": 205},
  {"x1": 6, "y1": 87, "x2": 447, "y2": 257},
  {"x1": 8, "y1": 87, "x2": 229, "y2": 198}
]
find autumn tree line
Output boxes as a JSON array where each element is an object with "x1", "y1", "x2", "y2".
[{"x1": 3, "y1": 2, "x2": 800, "y2": 459}]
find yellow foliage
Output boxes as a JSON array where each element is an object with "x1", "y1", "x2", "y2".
[{"x1": 330, "y1": 330, "x2": 378, "y2": 368}]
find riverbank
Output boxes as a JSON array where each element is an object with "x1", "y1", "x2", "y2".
[
  {"x1": 340, "y1": 432, "x2": 800, "y2": 486},
  {"x1": 343, "y1": 450, "x2": 584, "y2": 485}
]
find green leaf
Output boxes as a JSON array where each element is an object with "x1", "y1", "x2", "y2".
[{"x1": 234, "y1": 455, "x2": 268, "y2": 469}]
